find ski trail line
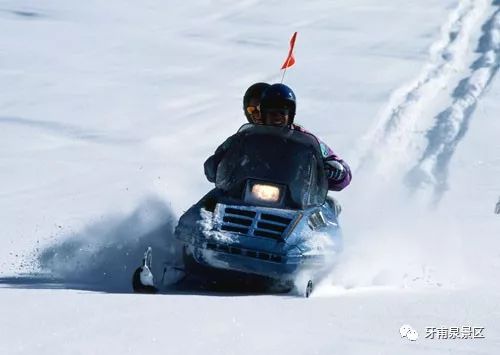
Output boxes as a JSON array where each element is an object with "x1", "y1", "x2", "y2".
[
  {"x1": 405, "y1": 5, "x2": 500, "y2": 204},
  {"x1": 354, "y1": 0, "x2": 490, "y2": 178}
]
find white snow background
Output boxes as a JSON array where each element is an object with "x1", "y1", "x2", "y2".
[{"x1": 1, "y1": 0, "x2": 499, "y2": 354}]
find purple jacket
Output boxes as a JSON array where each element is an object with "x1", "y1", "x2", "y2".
[{"x1": 204, "y1": 124, "x2": 352, "y2": 192}]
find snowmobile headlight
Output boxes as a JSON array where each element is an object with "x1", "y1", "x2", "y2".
[
  {"x1": 251, "y1": 184, "x2": 281, "y2": 202},
  {"x1": 244, "y1": 180, "x2": 285, "y2": 206}
]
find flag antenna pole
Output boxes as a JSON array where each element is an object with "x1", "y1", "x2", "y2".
[{"x1": 280, "y1": 67, "x2": 287, "y2": 83}]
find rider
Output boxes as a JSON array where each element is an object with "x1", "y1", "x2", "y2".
[{"x1": 205, "y1": 83, "x2": 351, "y2": 192}]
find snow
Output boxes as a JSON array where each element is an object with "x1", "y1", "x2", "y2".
[{"x1": 1, "y1": 0, "x2": 500, "y2": 354}]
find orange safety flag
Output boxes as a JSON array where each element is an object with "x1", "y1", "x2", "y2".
[{"x1": 280, "y1": 32, "x2": 298, "y2": 70}]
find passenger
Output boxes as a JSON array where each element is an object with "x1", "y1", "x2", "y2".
[{"x1": 243, "y1": 82, "x2": 270, "y2": 124}]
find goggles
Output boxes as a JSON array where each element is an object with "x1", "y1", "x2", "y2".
[{"x1": 246, "y1": 105, "x2": 259, "y2": 115}]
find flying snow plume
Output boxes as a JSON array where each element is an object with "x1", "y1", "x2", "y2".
[
  {"x1": 34, "y1": 197, "x2": 181, "y2": 292},
  {"x1": 314, "y1": 167, "x2": 476, "y2": 297}
]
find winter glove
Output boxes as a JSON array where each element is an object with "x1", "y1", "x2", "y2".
[
  {"x1": 324, "y1": 160, "x2": 346, "y2": 181},
  {"x1": 204, "y1": 155, "x2": 218, "y2": 183}
]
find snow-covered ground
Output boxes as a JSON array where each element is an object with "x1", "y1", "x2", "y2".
[{"x1": 1, "y1": 0, "x2": 499, "y2": 354}]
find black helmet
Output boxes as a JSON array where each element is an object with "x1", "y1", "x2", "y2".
[
  {"x1": 243, "y1": 82, "x2": 270, "y2": 123},
  {"x1": 259, "y1": 83, "x2": 296, "y2": 123}
]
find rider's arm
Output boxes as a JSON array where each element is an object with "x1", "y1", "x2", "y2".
[
  {"x1": 318, "y1": 141, "x2": 352, "y2": 191},
  {"x1": 293, "y1": 124, "x2": 352, "y2": 191},
  {"x1": 325, "y1": 156, "x2": 352, "y2": 191},
  {"x1": 203, "y1": 135, "x2": 236, "y2": 183}
]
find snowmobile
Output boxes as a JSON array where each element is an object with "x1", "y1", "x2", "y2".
[{"x1": 132, "y1": 124, "x2": 343, "y2": 297}]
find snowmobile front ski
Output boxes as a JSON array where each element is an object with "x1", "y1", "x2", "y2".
[{"x1": 132, "y1": 247, "x2": 158, "y2": 293}]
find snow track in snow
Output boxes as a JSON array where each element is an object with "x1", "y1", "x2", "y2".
[
  {"x1": 357, "y1": 0, "x2": 488, "y2": 171},
  {"x1": 355, "y1": 0, "x2": 499, "y2": 206},
  {"x1": 405, "y1": 5, "x2": 500, "y2": 203}
]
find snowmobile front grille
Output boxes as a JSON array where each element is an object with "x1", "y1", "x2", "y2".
[
  {"x1": 257, "y1": 221, "x2": 286, "y2": 233},
  {"x1": 225, "y1": 208, "x2": 256, "y2": 218},
  {"x1": 223, "y1": 216, "x2": 253, "y2": 226},
  {"x1": 221, "y1": 225, "x2": 249, "y2": 234},
  {"x1": 205, "y1": 242, "x2": 283, "y2": 263},
  {"x1": 260, "y1": 213, "x2": 292, "y2": 225},
  {"x1": 218, "y1": 205, "x2": 295, "y2": 240}
]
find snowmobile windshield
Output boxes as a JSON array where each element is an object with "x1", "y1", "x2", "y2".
[{"x1": 215, "y1": 124, "x2": 328, "y2": 209}]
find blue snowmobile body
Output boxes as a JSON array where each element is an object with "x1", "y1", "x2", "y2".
[{"x1": 175, "y1": 124, "x2": 343, "y2": 291}]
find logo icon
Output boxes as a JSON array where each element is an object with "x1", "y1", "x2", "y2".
[{"x1": 400, "y1": 324, "x2": 419, "y2": 341}]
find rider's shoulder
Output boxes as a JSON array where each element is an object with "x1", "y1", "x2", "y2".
[
  {"x1": 291, "y1": 123, "x2": 308, "y2": 133},
  {"x1": 290, "y1": 123, "x2": 318, "y2": 142},
  {"x1": 237, "y1": 123, "x2": 255, "y2": 133},
  {"x1": 291, "y1": 123, "x2": 330, "y2": 156}
]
